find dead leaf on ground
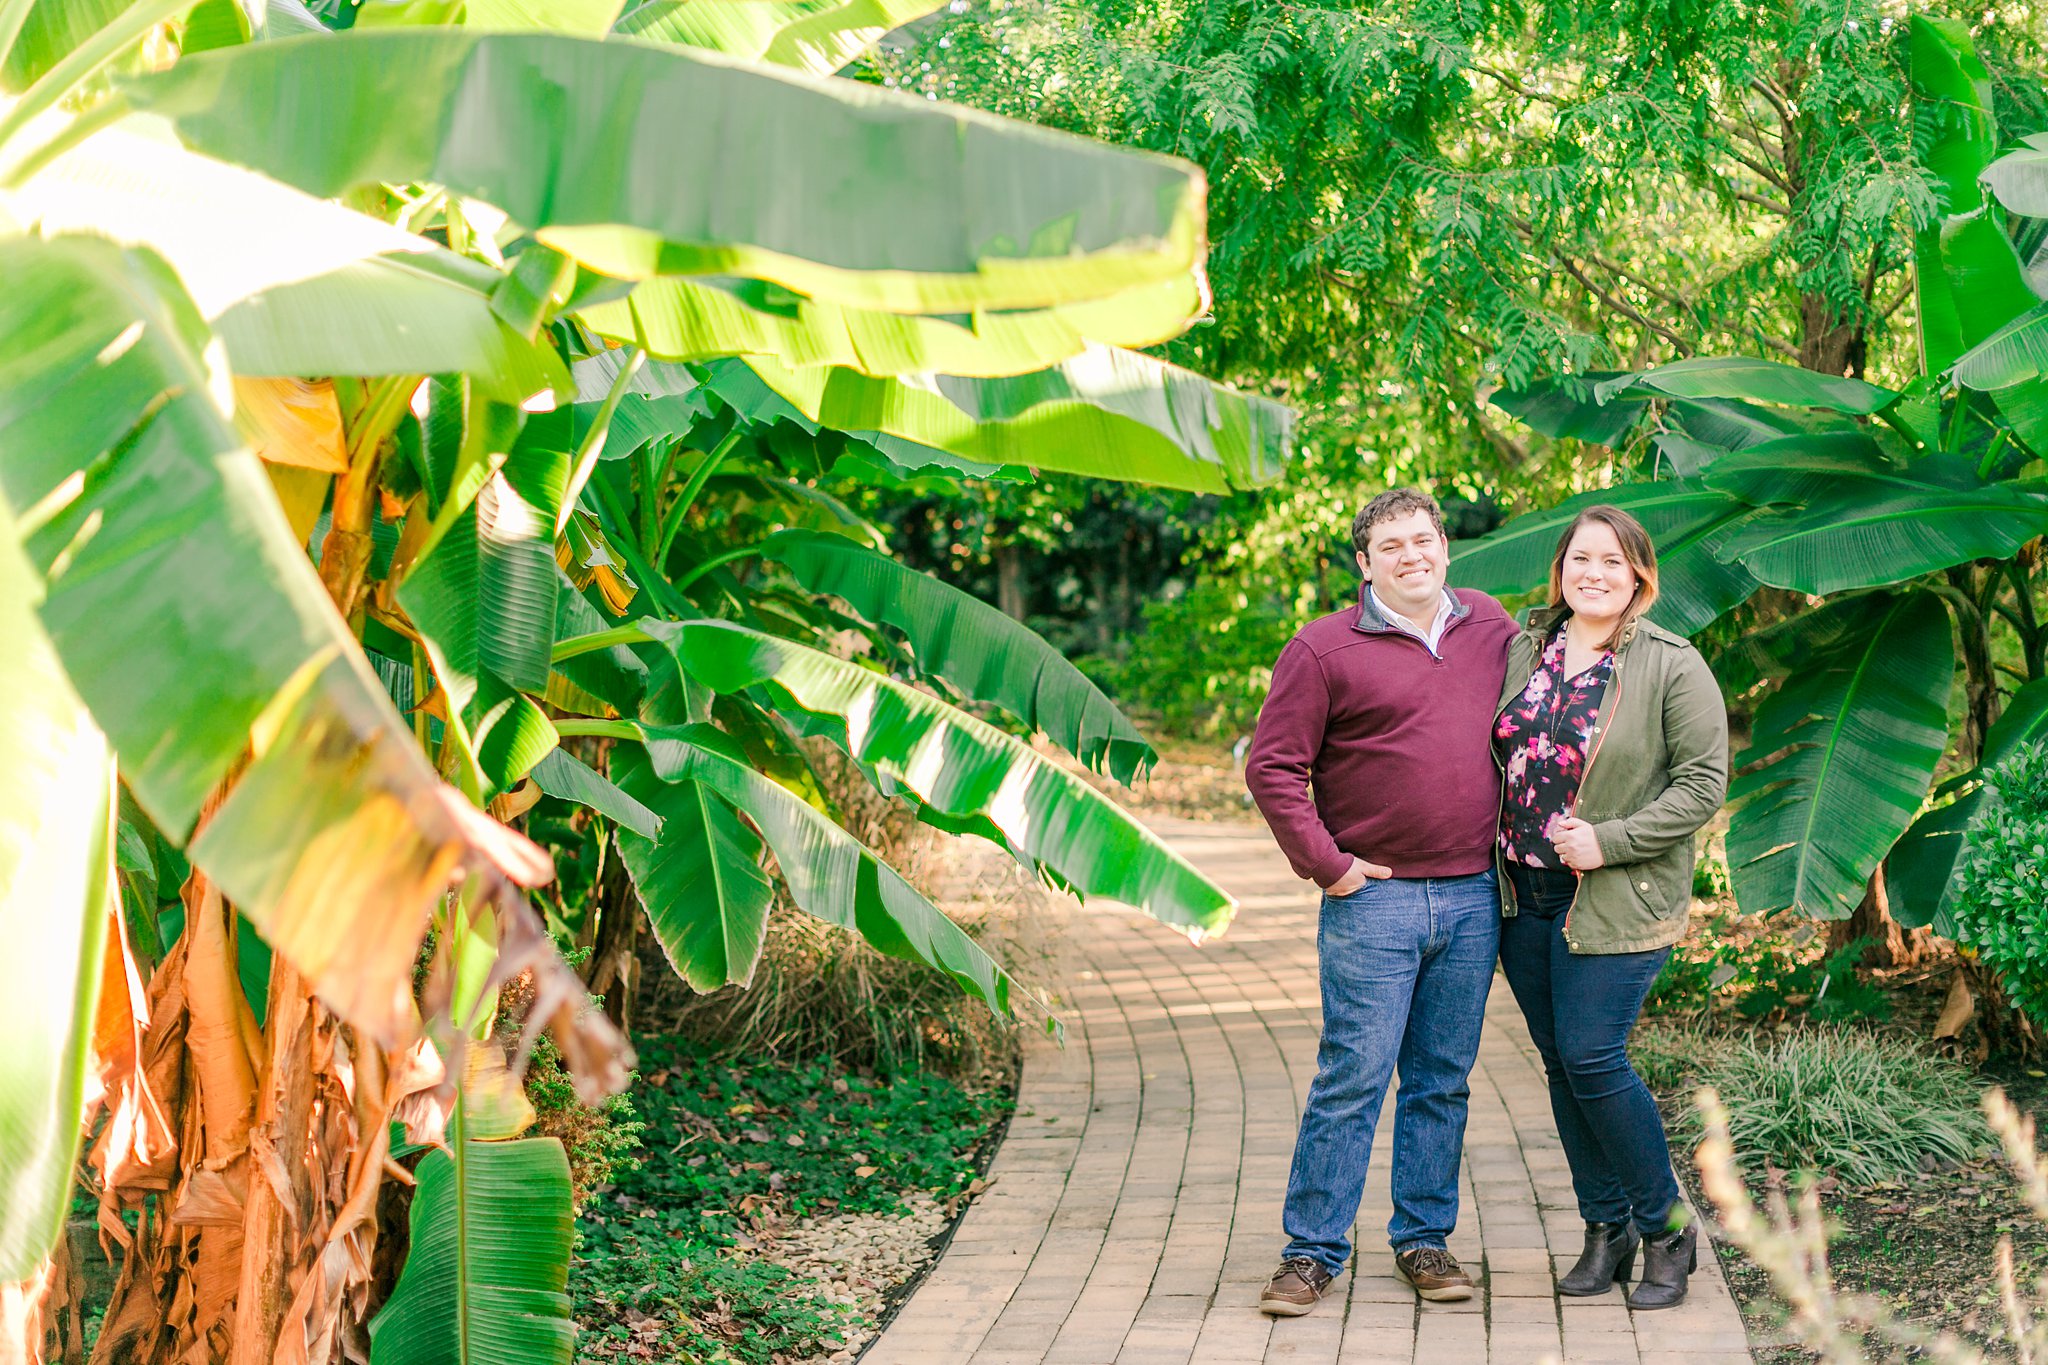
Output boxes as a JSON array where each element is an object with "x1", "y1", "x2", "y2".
[{"x1": 1934, "y1": 973, "x2": 1976, "y2": 1040}]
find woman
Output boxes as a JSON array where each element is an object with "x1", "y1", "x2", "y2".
[{"x1": 1493, "y1": 505, "x2": 1728, "y2": 1310}]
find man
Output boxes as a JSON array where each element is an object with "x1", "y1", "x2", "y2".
[{"x1": 1244, "y1": 487, "x2": 1515, "y2": 1315}]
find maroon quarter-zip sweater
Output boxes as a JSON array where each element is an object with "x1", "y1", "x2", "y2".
[{"x1": 1246, "y1": 586, "x2": 1516, "y2": 886}]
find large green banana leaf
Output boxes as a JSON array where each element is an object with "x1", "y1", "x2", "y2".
[
  {"x1": 580, "y1": 274, "x2": 1203, "y2": 378},
  {"x1": 1707, "y1": 457, "x2": 2048, "y2": 595},
  {"x1": 609, "y1": 743, "x2": 775, "y2": 990},
  {"x1": 1887, "y1": 677, "x2": 2048, "y2": 932},
  {"x1": 1909, "y1": 17, "x2": 2029, "y2": 376},
  {"x1": 1726, "y1": 592, "x2": 1954, "y2": 919},
  {"x1": 1487, "y1": 370, "x2": 1868, "y2": 454},
  {"x1": 0, "y1": 235, "x2": 622, "y2": 1081},
  {"x1": 1707, "y1": 592, "x2": 1899, "y2": 696},
  {"x1": 1952, "y1": 300, "x2": 2048, "y2": 391},
  {"x1": 403, "y1": 474, "x2": 561, "y2": 710},
  {"x1": 4, "y1": 121, "x2": 565, "y2": 399},
  {"x1": 694, "y1": 358, "x2": 1019, "y2": 480},
  {"x1": 0, "y1": 233, "x2": 342, "y2": 833},
  {"x1": 616, "y1": 0, "x2": 946, "y2": 77},
  {"x1": 401, "y1": 469, "x2": 564, "y2": 798},
  {"x1": 650, "y1": 620, "x2": 1237, "y2": 939},
  {"x1": 1664, "y1": 395, "x2": 1864, "y2": 452},
  {"x1": 1487, "y1": 373, "x2": 1646, "y2": 446},
  {"x1": 1984, "y1": 142, "x2": 2048, "y2": 219},
  {"x1": 736, "y1": 349, "x2": 1293, "y2": 494},
  {"x1": 1447, "y1": 482, "x2": 1759, "y2": 634},
  {"x1": 2, "y1": 0, "x2": 128, "y2": 89},
  {"x1": 1593, "y1": 357, "x2": 1896, "y2": 415},
  {"x1": 119, "y1": 31, "x2": 1206, "y2": 316},
  {"x1": 755, "y1": 529, "x2": 1154, "y2": 782},
  {"x1": 369, "y1": 1116, "x2": 576, "y2": 1365},
  {"x1": 529, "y1": 747, "x2": 659, "y2": 838},
  {"x1": 0, "y1": 494, "x2": 115, "y2": 1281},
  {"x1": 637, "y1": 722, "x2": 1026, "y2": 1018}
]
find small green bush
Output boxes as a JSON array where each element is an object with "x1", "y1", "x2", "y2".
[
  {"x1": 1950, "y1": 740, "x2": 2048, "y2": 1031},
  {"x1": 1736, "y1": 937, "x2": 1889, "y2": 1025},
  {"x1": 1670, "y1": 1030, "x2": 1988, "y2": 1187},
  {"x1": 525, "y1": 1034, "x2": 643, "y2": 1206},
  {"x1": 1645, "y1": 918, "x2": 1887, "y2": 1023}
]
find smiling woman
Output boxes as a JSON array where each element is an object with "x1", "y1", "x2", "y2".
[{"x1": 1493, "y1": 503, "x2": 1726, "y2": 1311}]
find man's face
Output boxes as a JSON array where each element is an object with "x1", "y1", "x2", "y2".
[{"x1": 1354, "y1": 509, "x2": 1448, "y2": 617}]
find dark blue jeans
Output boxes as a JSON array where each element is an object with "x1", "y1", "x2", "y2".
[
  {"x1": 1281, "y1": 870, "x2": 1498, "y2": 1275},
  {"x1": 1500, "y1": 862, "x2": 1680, "y2": 1237}
]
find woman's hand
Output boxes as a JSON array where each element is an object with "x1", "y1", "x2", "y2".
[{"x1": 1551, "y1": 817, "x2": 1606, "y2": 871}]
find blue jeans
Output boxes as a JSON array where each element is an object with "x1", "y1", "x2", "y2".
[
  {"x1": 1281, "y1": 870, "x2": 1499, "y2": 1275},
  {"x1": 1500, "y1": 862, "x2": 1680, "y2": 1237}
]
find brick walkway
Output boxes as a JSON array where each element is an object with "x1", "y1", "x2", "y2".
[{"x1": 865, "y1": 817, "x2": 1754, "y2": 1365}]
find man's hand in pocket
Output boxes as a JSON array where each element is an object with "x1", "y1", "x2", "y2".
[{"x1": 1325, "y1": 855, "x2": 1394, "y2": 896}]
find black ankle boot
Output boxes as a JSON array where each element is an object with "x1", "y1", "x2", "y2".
[
  {"x1": 1625, "y1": 1223, "x2": 1698, "y2": 1310},
  {"x1": 1558, "y1": 1221, "x2": 1639, "y2": 1296}
]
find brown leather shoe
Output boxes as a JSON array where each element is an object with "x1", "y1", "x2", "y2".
[
  {"x1": 1259, "y1": 1257, "x2": 1335, "y2": 1315},
  {"x1": 1394, "y1": 1245, "x2": 1475, "y2": 1302}
]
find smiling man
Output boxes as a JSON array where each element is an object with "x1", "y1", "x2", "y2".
[{"x1": 1245, "y1": 487, "x2": 1516, "y2": 1314}]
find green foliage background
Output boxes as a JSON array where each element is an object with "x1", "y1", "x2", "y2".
[
  {"x1": 850, "y1": 0, "x2": 2048, "y2": 735},
  {"x1": 1951, "y1": 742, "x2": 2048, "y2": 1028}
]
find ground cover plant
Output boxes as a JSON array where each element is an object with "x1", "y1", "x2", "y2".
[{"x1": 571, "y1": 1039, "x2": 1013, "y2": 1363}]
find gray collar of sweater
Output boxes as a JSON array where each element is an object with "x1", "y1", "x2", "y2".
[{"x1": 1353, "y1": 582, "x2": 1470, "y2": 635}]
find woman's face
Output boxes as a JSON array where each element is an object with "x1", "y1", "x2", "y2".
[{"x1": 1561, "y1": 521, "x2": 1639, "y2": 627}]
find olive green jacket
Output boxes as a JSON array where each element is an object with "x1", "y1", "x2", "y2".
[{"x1": 1494, "y1": 607, "x2": 1730, "y2": 954}]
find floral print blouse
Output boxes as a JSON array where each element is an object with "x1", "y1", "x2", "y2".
[{"x1": 1496, "y1": 625, "x2": 1614, "y2": 868}]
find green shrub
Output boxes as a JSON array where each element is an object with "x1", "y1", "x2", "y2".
[
  {"x1": 1950, "y1": 740, "x2": 2048, "y2": 1031},
  {"x1": 1645, "y1": 917, "x2": 1888, "y2": 1023},
  {"x1": 1093, "y1": 578, "x2": 1312, "y2": 738},
  {"x1": 525, "y1": 1034, "x2": 644, "y2": 1206},
  {"x1": 1736, "y1": 937, "x2": 1890, "y2": 1025},
  {"x1": 1670, "y1": 1030, "x2": 1988, "y2": 1187}
]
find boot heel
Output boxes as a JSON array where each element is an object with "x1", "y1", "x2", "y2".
[
  {"x1": 1614, "y1": 1250, "x2": 1636, "y2": 1282},
  {"x1": 1688, "y1": 1246, "x2": 1698, "y2": 1273}
]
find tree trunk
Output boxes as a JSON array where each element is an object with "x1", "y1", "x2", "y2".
[
  {"x1": 1951, "y1": 564, "x2": 2000, "y2": 767},
  {"x1": 994, "y1": 543, "x2": 1027, "y2": 622},
  {"x1": 585, "y1": 838, "x2": 642, "y2": 1033},
  {"x1": 1796, "y1": 292, "x2": 1867, "y2": 378},
  {"x1": 1824, "y1": 865, "x2": 1929, "y2": 969},
  {"x1": 1113, "y1": 528, "x2": 1134, "y2": 659}
]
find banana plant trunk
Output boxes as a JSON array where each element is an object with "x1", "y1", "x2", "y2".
[
  {"x1": 1824, "y1": 865, "x2": 1929, "y2": 969},
  {"x1": 92, "y1": 405, "x2": 414, "y2": 1364}
]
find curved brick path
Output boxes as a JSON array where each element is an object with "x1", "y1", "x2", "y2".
[{"x1": 865, "y1": 817, "x2": 1754, "y2": 1365}]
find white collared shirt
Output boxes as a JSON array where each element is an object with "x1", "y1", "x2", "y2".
[{"x1": 1369, "y1": 586, "x2": 1459, "y2": 657}]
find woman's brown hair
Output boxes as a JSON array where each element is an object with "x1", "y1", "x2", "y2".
[{"x1": 1547, "y1": 505, "x2": 1660, "y2": 650}]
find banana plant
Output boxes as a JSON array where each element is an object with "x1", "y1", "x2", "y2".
[
  {"x1": 1456, "y1": 16, "x2": 2048, "y2": 927},
  {"x1": 0, "y1": 0, "x2": 1294, "y2": 1358}
]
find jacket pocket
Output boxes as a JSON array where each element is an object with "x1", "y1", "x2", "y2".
[{"x1": 1626, "y1": 854, "x2": 1689, "y2": 920}]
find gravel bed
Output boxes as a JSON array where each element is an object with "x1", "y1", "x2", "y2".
[{"x1": 764, "y1": 1190, "x2": 954, "y2": 1362}]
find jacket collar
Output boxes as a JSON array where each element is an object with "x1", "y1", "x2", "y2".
[
  {"x1": 1523, "y1": 601, "x2": 1646, "y2": 651},
  {"x1": 1355, "y1": 581, "x2": 1469, "y2": 634}
]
